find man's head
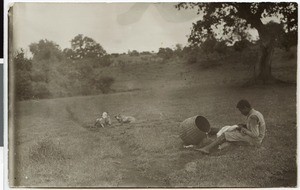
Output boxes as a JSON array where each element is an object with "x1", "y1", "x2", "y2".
[
  {"x1": 236, "y1": 99, "x2": 252, "y2": 116},
  {"x1": 102, "y1": 112, "x2": 108, "y2": 118}
]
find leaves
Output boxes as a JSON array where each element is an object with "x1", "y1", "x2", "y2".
[
  {"x1": 176, "y1": 2, "x2": 297, "y2": 48},
  {"x1": 14, "y1": 34, "x2": 113, "y2": 100},
  {"x1": 66, "y1": 34, "x2": 107, "y2": 60},
  {"x1": 29, "y1": 40, "x2": 63, "y2": 62}
]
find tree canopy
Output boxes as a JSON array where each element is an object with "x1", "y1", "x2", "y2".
[
  {"x1": 29, "y1": 39, "x2": 63, "y2": 62},
  {"x1": 176, "y1": 2, "x2": 297, "y2": 47},
  {"x1": 64, "y1": 34, "x2": 107, "y2": 60},
  {"x1": 176, "y1": 2, "x2": 298, "y2": 84}
]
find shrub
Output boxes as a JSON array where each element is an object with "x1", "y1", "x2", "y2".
[
  {"x1": 15, "y1": 71, "x2": 32, "y2": 100},
  {"x1": 214, "y1": 41, "x2": 228, "y2": 56},
  {"x1": 201, "y1": 37, "x2": 217, "y2": 54},
  {"x1": 31, "y1": 82, "x2": 51, "y2": 99},
  {"x1": 233, "y1": 39, "x2": 252, "y2": 52},
  {"x1": 183, "y1": 47, "x2": 201, "y2": 65},
  {"x1": 186, "y1": 52, "x2": 198, "y2": 64},
  {"x1": 158, "y1": 48, "x2": 174, "y2": 60},
  {"x1": 128, "y1": 50, "x2": 139, "y2": 56},
  {"x1": 93, "y1": 76, "x2": 115, "y2": 94},
  {"x1": 99, "y1": 55, "x2": 112, "y2": 67},
  {"x1": 14, "y1": 49, "x2": 33, "y2": 100}
]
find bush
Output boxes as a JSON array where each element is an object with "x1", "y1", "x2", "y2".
[
  {"x1": 183, "y1": 45, "x2": 225, "y2": 68},
  {"x1": 214, "y1": 41, "x2": 228, "y2": 56},
  {"x1": 93, "y1": 76, "x2": 115, "y2": 94},
  {"x1": 14, "y1": 50, "x2": 33, "y2": 100},
  {"x1": 186, "y1": 51, "x2": 198, "y2": 64},
  {"x1": 14, "y1": 38, "x2": 116, "y2": 101},
  {"x1": 158, "y1": 47, "x2": 174, "y2": 60},
  {"x1": 99, "y1": 55, "x2": 112, "y2": 67},
  {"x1": 183, "y1": 46, "x2": 201, "y2": 65},
  {"x1": 31, "y1": 82, "x2": 51, "y2": 99},
  {"x1": 233, "y1": 39, "x2": 252, "y2": 52},
  {"x1": 201, "y1": 37, "x2": 217, "y2": 54},
  {"x1": 15, "y1": 71, "x2": 32, "y2": 100},
  {"x1": 128, "y1": 50, "x2": 139, "y2": 56}
]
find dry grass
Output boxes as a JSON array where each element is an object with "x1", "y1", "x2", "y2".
[
  {"x1": 28, "y1": 138, "x2": 66, "y2": 163},
  {"x1": 11, "y1": 50, "x2": 297, "y2": 187}
]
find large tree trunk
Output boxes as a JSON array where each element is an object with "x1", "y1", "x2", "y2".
[
  {"x1": 254, "y1": 42, "x2": 276, "y2": 84},
  {"x1": 248, "y1": 23, "x2": 283, "y2": 85}
]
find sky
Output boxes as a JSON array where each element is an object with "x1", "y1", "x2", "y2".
[{"x1": 11, "y1": 3, "x2": 200, "y2": 54}]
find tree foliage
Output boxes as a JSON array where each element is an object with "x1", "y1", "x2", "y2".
[
  {"x1": 29, "y1": 40, "x2": 64, "y2": 84},
  {"x1": 158, "y1": 47, "x2": 173, "y2": 60},
  {"x1": 64, "y1": 34, "x2": 107, "y2": 60},
  {"x1": 14, "y1": 36, "x2": 115, "y2": 100},
  {"x1": 176, "y1": 2, "x2": 297, "y2": 47},
  {"x1": 14, "y1": 49, "x2": 32, "y2": 100},
  {"x1": 128, "y1": 50, "x2": 140, "y2": 56},
  {"x1": 176, "y1": 2, "x2": 297, "y2": 83},
  {"x1": 29, "y1": 39, "x2": 63, "y2": 61}
]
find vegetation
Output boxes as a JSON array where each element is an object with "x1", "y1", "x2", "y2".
[
  {"x1": 11, "y1": 2, "x2": 297, "y2": 188},
  {"x1": 63, "y1": 34, "x2": 107, "y2": 60},
  {"x1": 13, "y1": 48, "x2": 296, "y2": 186},
  {"x1": 14, "y1": 36, "x2": 114, "y2": 100},
  {"x1": 15, "y1": 35, "x2": 297, "y2": 101},
  {"x1": 176, "y1": 2, "x2": 298, "y2": 84}
]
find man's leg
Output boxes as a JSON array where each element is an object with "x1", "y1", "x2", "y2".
[{"x1": 195, "y1": 134, "x2": 226, "y2": 154}]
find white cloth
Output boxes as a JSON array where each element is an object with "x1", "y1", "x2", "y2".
[{"x1": 217, "y1": 125, "x2": 239, "y2": 137}]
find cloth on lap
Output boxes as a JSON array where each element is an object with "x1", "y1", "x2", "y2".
[
  {"x1": 217, "y1": 125, "x2": 239, "y2": 137},
  {"x1": 224, "y1": 130, "x2": 258, "y2": 145}
]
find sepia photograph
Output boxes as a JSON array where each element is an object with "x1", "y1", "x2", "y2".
[{"x1": 8, "y1": 2, "x2": 297, "y2": 187}]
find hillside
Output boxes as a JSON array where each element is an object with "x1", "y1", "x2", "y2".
[{"x1": 11, "y1": 48, "x2": 297, "y2": 187}]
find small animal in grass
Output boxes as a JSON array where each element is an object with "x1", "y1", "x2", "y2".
[
  {"x1": 94, "y1": 112, "x2": 112, "y2": 128},
  {"x1": 115, "y1": 114, "x2": 136, "y2": 124}
]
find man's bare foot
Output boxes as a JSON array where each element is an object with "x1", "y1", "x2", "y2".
[{"x1": 194, "y1": 148, "x2": 210, "y2": 154}]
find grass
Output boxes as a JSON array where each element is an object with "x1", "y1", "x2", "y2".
[{"x1": 10, "y1": 49, "x2": 297, "y2": 187}]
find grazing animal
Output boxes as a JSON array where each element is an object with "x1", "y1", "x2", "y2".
[
  {"x1": 115, "y1": 114, "x2": 136, "y2": 124},
  {"x1": 94, "y1": 112, "x2": 111, "y2": 128}
]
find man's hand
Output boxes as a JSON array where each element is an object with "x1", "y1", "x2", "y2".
[
  {"x1": 241, "y1": 127, "x2": 250, "y2": 136},
  {"x1": 237, "y1": 124, "x2": 246, "y2": 132}
]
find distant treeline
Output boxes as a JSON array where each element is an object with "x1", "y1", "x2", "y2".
[
  {"x1": 14, "y1": 34, "x2": 114, "y2": 100},
  {"x1": 14, "y1": 34, "x2": 284, "y2": 101}
]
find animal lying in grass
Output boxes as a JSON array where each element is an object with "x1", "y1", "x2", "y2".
[
  {"x1": 94, "y1": 112, "x2": 112, "y2": 128},
  {"x1": 115, "y1": 114, "x2": 136, "y2": 124}
]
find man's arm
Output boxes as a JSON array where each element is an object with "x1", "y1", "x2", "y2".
[{"x1": 241, "y1": 115, "x2": 260, "y2": 138}]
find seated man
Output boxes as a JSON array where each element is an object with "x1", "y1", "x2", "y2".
[
  {"x1": 94, "y1": 112, "x2": 112, "y2": 128},
  {"x1": 196, "y1": 99, "x2": 266, "y2": 154}
]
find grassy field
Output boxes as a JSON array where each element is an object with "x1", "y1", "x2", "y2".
[{"x1": 11, "y1": 49, "x2": 297, "y2": 187}]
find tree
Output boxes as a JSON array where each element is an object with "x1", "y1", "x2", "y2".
[
  {"x1": 176, "y1": 2, "x2": 297, "y2": 84},
  {"x1": 233, "y1": 39, "x2": 252, "y2": 52},
  {"x1": 158, "y1": 47, "x2": 173, "y2": 60},
  {"x1": 174, "y1": 43, "x2": 183, "y2": 57},
  {"x1": 200, "y1": 35, "x2": 217, "y2": 55},
  {"x1": 29, "y1": 39, "x2": 63, "y2": 62},
  {"x1": 65, "y1": 34, "x2": 107, "y2": 60},
  {"x1": 29, "y1": 40, "x2": 68, "y2": 98},
  {"x1": 29, "y1": 39, "x2": 64, "y2": 84},
  {"x1": 214, "y1": 41, "x2": 228, "y2": 56},
  {"x1": 128, "y1": 50, "x2": 139, "y2": 56},
  {"x1": 14, "y1": 49, "x2": 33, "y2": 100}
]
